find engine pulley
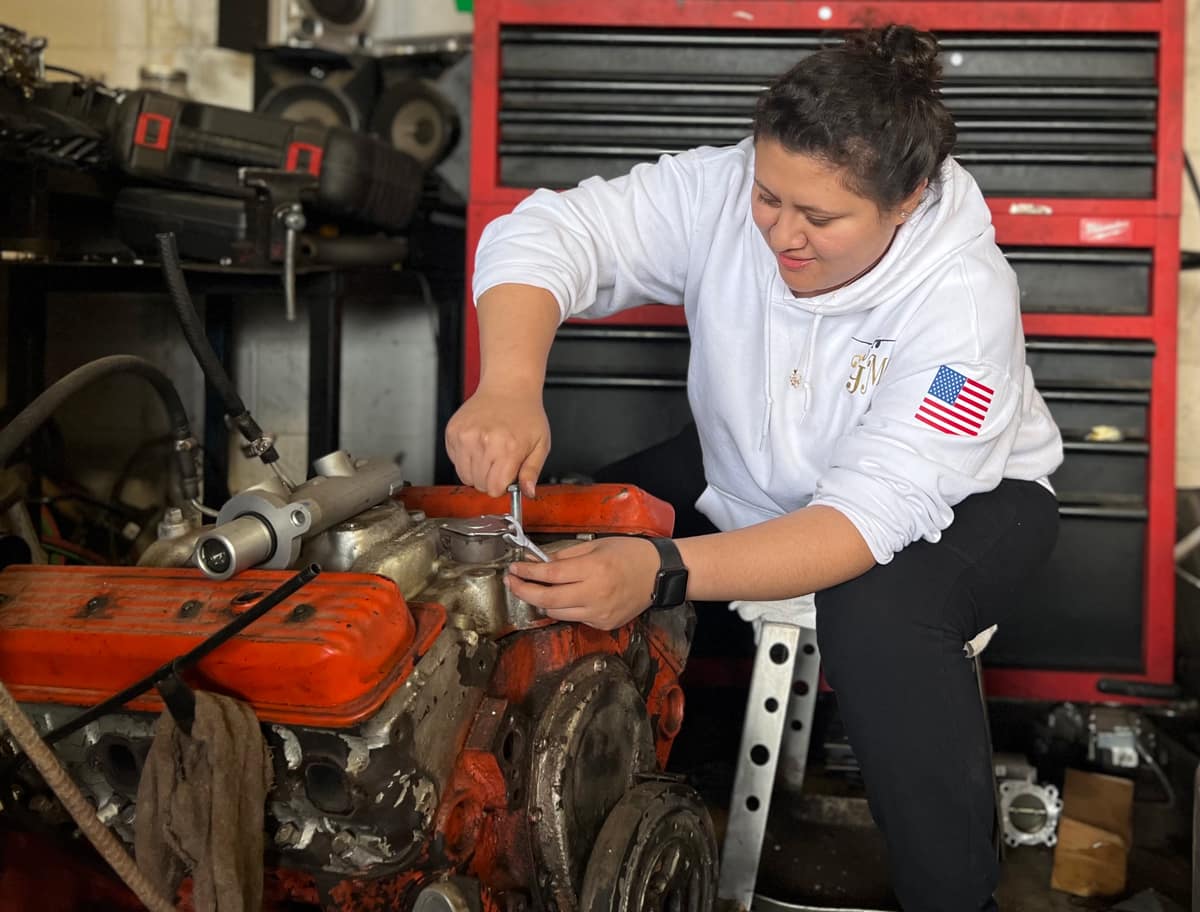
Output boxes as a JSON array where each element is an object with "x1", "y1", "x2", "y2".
[{"x1": 578, "y1": 780, "x2": 718, "y2": 912}]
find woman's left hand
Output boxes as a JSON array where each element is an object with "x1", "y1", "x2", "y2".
[{"x1": 505, "y1": 536, "x2": 663, "y2": 630}]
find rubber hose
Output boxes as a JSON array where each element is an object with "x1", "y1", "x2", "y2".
[
  {"x1": 0, "y1": 679, "x2": 176, "y2": 912},
  {"x1": 0, "y1": 355, "x2": 199, "y2": 502},
  {"x1": 154, "y1": 232, "x2": 247, "y2": 417},
  {"x1": 155, "y1": 233, "x2": 278, "y2": 464},
  {"x1": 302, "y1": 234, "x2": 409, "y2": 267}
]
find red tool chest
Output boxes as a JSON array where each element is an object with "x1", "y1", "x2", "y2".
[{"x1": 463, "y1": 0, "x2": 1186, "y2": 702}]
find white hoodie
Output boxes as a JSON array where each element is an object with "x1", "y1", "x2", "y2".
[{"x1": 473, "y1": 138, "x2": 1064, "y2": 564}]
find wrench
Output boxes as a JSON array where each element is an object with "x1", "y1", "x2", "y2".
[{"x1": 502, "y1": 514, "x2": 551, "y2": 563}]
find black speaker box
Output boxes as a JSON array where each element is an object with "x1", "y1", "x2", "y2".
[
  {"x1": 253, "y1": 46, "x2": 380, "y2": 132},
  {"x1": 370, "y1": 69, "x2": 459, "y2": 169},
  {"x1": 253, "y1": 44, "x2": 464, "y2": 170}
]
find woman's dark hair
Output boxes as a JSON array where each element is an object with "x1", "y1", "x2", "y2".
[{"x1": 752, "y1": 24, "x2": 957, "y2": 211}]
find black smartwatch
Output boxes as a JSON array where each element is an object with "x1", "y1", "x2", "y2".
[{"x1": 646, "y1": 537, "x2": 689, "y2": 609}]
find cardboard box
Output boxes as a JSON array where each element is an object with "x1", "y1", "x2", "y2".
[{"x1": 1050, "y1": 769, "x2": 1135, "y2": 897}]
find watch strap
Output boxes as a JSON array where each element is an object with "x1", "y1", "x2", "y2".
[
  {"x1": 647, "y1": 536, "x2": 685, "y2": 572},
  {"x1": 646, "y1": 537, "x2": 689, "y2": 609}
]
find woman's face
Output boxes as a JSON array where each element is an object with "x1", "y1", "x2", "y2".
[{"x1": 751, "y1": 137, "x2": 921, "y2": 297}]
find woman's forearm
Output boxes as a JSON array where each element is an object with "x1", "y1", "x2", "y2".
[
  {"x1": 676, "y1": 504, "x2": 876, "y2": 601},
  {"x1": 476, "y1": 284, "x2": 562, "y2": 396}
]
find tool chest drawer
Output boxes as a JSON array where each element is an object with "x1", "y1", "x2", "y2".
[
  {"x1": 1025, "y1": 338, "x2": 1155, "y2": 390},
  {"x1": 990, "y1": 507, "x2": 1146, "y2": 671},
  {"x1": 1040, "y1": 389, "x2": 1148, "y2": 443},
  {"x1": 1007, "y1": 248, "x2": 1151, "y2": 315},
  {"x1": 543, "y1": 385, "x2": 691, "y2": 478},
  {"x1": 498, "y1": 28, "x2": 1158, "y2": 197},
  {"x1": 1050, "y1": 441, "x2": 1148, "y2": 504},
  {"x1": 543, "y1": 325, "x2": 691, "y2": 477},
  {"x1": 546, "y1": 325, "x2": 690, "y2": 378},
  {"x1": 1026, "y1": 338, "x2": 1154, "y2": 505}
]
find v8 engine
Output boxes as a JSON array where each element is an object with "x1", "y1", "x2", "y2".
[{"x1": 0, "y1": 472, "x2": 717, "y2": 912}]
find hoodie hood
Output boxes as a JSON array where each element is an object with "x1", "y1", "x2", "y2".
[{"x1": 753, "y1": 146, "x2": 995, "y2": 319}]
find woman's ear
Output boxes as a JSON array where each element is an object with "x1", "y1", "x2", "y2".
[{"x1": 894, "y1": 179, "x2": 929, "y2": 224}]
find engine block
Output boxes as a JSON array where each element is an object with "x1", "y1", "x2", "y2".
[{"x1": 0, "y1": 484, "x2": 717, "y2": 912}]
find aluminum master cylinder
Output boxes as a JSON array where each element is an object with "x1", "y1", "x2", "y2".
[{"x1": 195, "y1": 451, "x2": 406, "y2": 580}]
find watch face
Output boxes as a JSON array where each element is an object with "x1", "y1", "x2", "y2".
[{"x1": 657, "y1": 568, "x2": 689, "y2": 608}]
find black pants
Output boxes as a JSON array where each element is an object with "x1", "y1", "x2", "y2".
[
  {"x1": 596, "y1": 425, "x2": 1060, "y2": 911},
  {"x1": 817, "y1": 474, "x2": 1058, "y2": 911}
]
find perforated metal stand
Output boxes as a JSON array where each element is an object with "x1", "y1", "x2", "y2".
[
  {"x1": 717, "y1": 622, "x2": 821, "y2": 910},
  {"x1": 718, "y1": 625, "x2": 998, "y2": 911}
]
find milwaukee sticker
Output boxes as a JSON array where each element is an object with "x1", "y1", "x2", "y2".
[{"x1": 1079, "y1": 218, "x2": 1133, "y2": 244}]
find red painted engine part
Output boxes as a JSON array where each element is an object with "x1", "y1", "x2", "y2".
[
  {"x1": 0, "y1": 483, "x2": 686, "y2": 911},
  {"x1": 398, "y1": 483, "x2": 675, "y2": 537},
  {"x1": 0, "y1": 566, "x2": 442, "y2": 728}
]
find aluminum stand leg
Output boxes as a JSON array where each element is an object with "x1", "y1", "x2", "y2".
[
  {"x1": 780, "y1": 627, "x2": 821, "y2": 797},
  {"x1": 718, "y1": 622, "x2": 820, "y2": 910}
]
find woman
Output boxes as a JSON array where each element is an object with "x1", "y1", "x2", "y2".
[{"x1": 447, "y1": 24, "x2": 1062, "y2": 910}]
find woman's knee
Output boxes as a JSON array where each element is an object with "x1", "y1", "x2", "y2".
[{"x1": 816, "y1": 550, "x2": 970, "y2": 680}]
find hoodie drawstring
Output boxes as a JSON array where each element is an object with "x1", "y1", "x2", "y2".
[
  {"x1": 759, "y1": 295, "x2": 775, "y2": 449},
  {"x1": 760, "y1": 304, "x2": 824, "y2": 448},
  {"x1": 801, "y1": 313, "x2": 823, "y2": 414}
]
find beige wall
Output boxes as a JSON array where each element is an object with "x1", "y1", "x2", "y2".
[
  {"x1": 0, "y1": 0, "x2": 473, "y2": 108},
  {"x1": 1176, "y1": 0, "x2": 1200, "y2": 486},
  {"x1": 4, "y1": 0, "x2": 252, "y2": 108}
]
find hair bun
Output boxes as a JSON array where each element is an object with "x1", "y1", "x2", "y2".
[{"x1": 857, "y1": 25, "x2": 942, "y2": 86}]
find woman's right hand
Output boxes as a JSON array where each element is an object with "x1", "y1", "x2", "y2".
[{"x1": 445, "y1": 386, "x2": 551, "y2": 498}]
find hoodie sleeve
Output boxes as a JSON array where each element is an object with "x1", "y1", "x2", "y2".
[
  {"x1": 809, "y1": 256, "x2": 1032, "y2": 564},
  {"x1": 472, "y1": 150, "x2": 706, "y2": 321}
]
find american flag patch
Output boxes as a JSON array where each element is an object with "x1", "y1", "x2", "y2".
[{"x1": 914, "y1": 366, "x2": 994, "y2": 437}]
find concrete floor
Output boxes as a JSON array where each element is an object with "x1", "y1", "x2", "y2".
[
  {"x1": 671, "y1": 688, "x2": 1195, "y2": 911},
  {"x1": 748, "y1": 797, "x2": 1191, "y2": 910}
]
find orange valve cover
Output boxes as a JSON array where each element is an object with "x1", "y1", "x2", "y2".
[
  {"x1": 0, "y1": 565, "x2": 439, "y2": 728},
  {"x1": 399, "y1": 483, "x2": 675, "y2": 536}
]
